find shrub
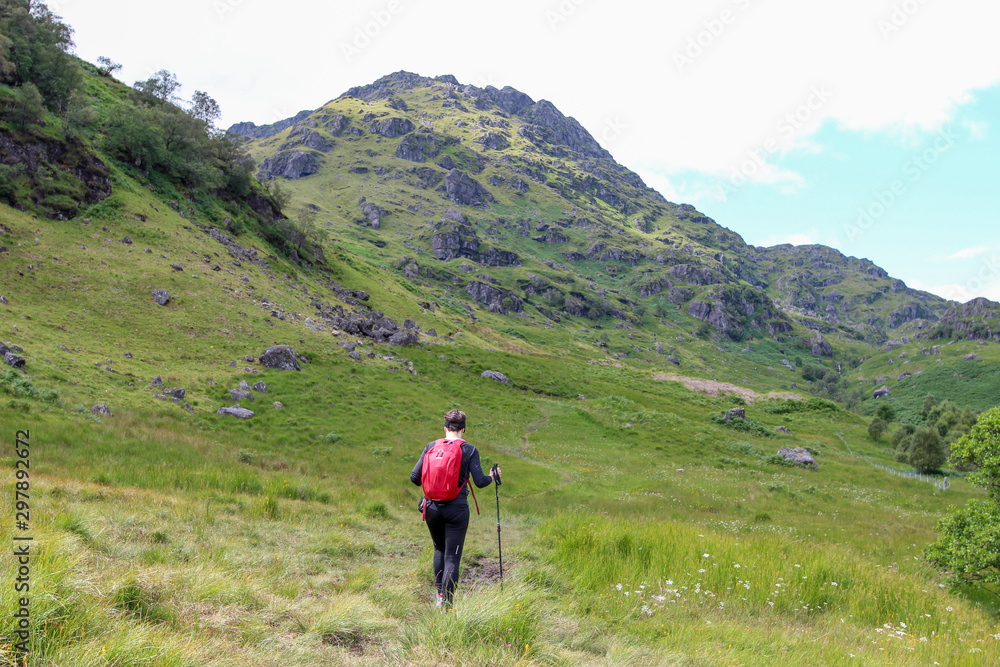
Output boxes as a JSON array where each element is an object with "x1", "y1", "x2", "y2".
[
  {"x1": 324, "y1": 432, "x2": 342, "y2": 444},
  {"x1": 909, "y1": 427, "x2": 946, "y2": 474}
]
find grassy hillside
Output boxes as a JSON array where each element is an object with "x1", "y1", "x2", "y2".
[{"x1": 3, "y1": 191, "x2": 1000, "y2": 664}]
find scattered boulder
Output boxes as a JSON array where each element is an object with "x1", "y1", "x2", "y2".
[
  {"x1": 238, "y1": 380, "x2": 251, "y2": 391},
  {"x1": 444, "y1": 169, "x2": 495, "y2": 207},
  {"x1": 149, "y1": 375, "x2": 163, "y2": 389},
  {"x1": 184, "y1": 403, "x2": 194, "y2": 414},
  {"x1": 4, "y1": 351, "x2": 25, "y2": 369},
  {"x1": 778, "y1": 447, "x2": 818, "y2": 470},
  {"x1": 91, "y1": 404, "x2": 113, "y2": 417},
  {"x1": 666, "y1": 355, "x2": 680, "y2": 366},
  {"x1": 873, "y1": 385, "x2": 890, "y2": 399},
  {"x1": 253, "y1": 381, "x2": 267, "y2": 392},
  {"x1": 273, "y1": 401, "x2": 285, "y2": 409},
  {"x1": 259, "y1": 345, "x2": 302, "y2": 371},
  {"x1": 810, "y1": 332, "x2": 833, "y2": 357},
  {"x1": 230, "y1": 389, "x2": 254, "y2": 402},
  {"x1": 389, "y1": 330, "x2": 419, "y2": 346},
  {"x1": 217, "y1": 405, "x2": 255, "y2": 419},
  {"x1": 724, "y1": 408, "x2": 746, "y2": 421},
  {"x1": 151, "y1": 289, "x2": 170, "y2": 306},
  {"x1": 964, "y1": 353, "x2": 982, "y2": 361},
  {"x1": 481, "y1": 370, "x2": 509, "y2": 384},
  {"x1": 163, "y1": 387, "x2": 186, "y2": 400},
  {"x1": 775, "y1": 426, "x2": 790, "y2": 434}
]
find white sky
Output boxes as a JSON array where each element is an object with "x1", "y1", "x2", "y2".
[{"x1": 54, "y1": 0, "x2": 1000, "y2": 301}]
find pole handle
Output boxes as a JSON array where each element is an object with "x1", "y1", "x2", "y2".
[{"x1": 491, "y1": 462, "x2": 501, "y2": 486}]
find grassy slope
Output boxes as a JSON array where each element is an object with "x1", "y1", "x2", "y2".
[{"x1": 2, "y1": 185, "x2": 1000, "y2": 665}]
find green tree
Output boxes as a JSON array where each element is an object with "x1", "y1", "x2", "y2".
[
  {"x1": 908, "y1": 426, "x2": 945, "y2": 474},
  {"x1": 875, "y1": 401, "x2": 896, "y2": 423},
  {"x1": 133, "y1": 69, "x2": 180, "y2": 102},
  {"x1": 0, "y1": 0, "x2": 80, "y2": 110},
  {"x1": 10, "y1": 80, "x2": 44, "y2": 128},
  {"x1": 96, "y1": 55, "x2": 121, "y2": 77},
  {"x1": 949, "y1": 406, "x2": 1000, "y2": 502},
  {"x1": 921, "y1": 394, "x2": 938, "y2": 417},
  {"x1": 892, "y1": 423, "x2": 916, "y2": 463},
  {"x1": 926, "y1": 406, "x2": 1000, "y2": 588},
  {"x1": 189, "y1": 90, "x2": 221, "y2": 126},
  {"x1": 867, "y1": 416, "x2": 887, "y2": 441}
]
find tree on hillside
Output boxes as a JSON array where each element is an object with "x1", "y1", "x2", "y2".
[
  {"x1": 0, "y1": 0, "x2": 81, "y2": 111},
  {"x1": 10, "y1": 80, "x2": 43, "y2": 128},
  {"x1": 96, "y1": 55, "x2": 122, "y2": 77},
  {"x1": 133, "y1": 69, "x2": 180, "y2": 102},
  {"x1": 922, "y1": 394, "x2": 938, "y2": 417},
  {"x1": 875, "y1": 401, "x2": 896, "y2": 423},
  {"x1": 893, "y1": 423, "x2": 916, "y2": 463},
  {"x1": 189, "y1": 90, "x2": 221, "y2": 126},
  {"x1": 867, "y1": 416, "x2": 887, "y2": 441},
  {"x1": 926, "y1": 406, "x2": 1000, "y2": 587},
  {"x1": 908, "y1": 427, "x2": 946, "y2": 473}
]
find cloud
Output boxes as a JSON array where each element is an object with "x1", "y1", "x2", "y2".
[
  {"x1": 947, "y1": 246, "x2": 991, "y2": 260},
  {"x1": 910, "y1": 277, "x2": 1000, "y2": 303}
]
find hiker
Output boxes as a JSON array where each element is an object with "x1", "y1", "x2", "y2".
[{"x1": 410, "y1": 409, "x2": 500, "y2": 608}]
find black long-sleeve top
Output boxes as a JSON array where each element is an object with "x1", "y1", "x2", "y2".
[{"x1": 410, "y1": 440, "x2": 493, "y2": 505}]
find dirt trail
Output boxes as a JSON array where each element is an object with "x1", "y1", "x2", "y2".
[{"x1": 652, "y1": 373, "x2": 801, "y2": 403}]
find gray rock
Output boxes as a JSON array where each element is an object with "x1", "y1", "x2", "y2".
[
  {"x1": 778, "y1": 446, "x2": 818, "y2": 470},
  {"x1": 666, "y1": 355, "x2": 680, "y2": 366},
  {"x1": 349, "y1": 351, "x2": 362, "y2": 360},
  {"x1": 257, "y1": 150, "x2": 323, "y2": 180},
  {"x1": 253, "y1": 381, "x2": 267, "y2": 392},
  {"x1": 170, "y1": 263, "x2": 184, "y2": 272},
  {"x1": 163, "y1": 387, "x2": 186, "y2": 400},
  {"x1": 217, "y1": 405, "x2": 255, "y2": 419},
  {"x1": 184, "y1": 403, "x2": 194, "y2": 414},
  {"x1": 149, "y1": 375, "x2": 163, "y2": 389},
  {"x1": 964, "y1": 353, "x2": 982, "y2": 361},
  {"x1": 873, "y1": 385, "x2": 890, "y2": 399},
  {"x1": 810, "y1": 333, "x2": 833, "y2": 357},
  {"x1": 724, "y1": 408, "x2": 746, "y2": 421},
  {"x1": 368, "y1": 117, "x2": 414, "y2": 137},
  {"x1": 389, "y1": 330, "x2": 419, "y2": 346},
  {"x1": 444, "y1": 169, "x2": 495, "y2": 207},
  {"x1": 4, "y1": 351, "x2": 25, "y2": 369},
  {"x1": 230, "y1": 389, "x2": 254, "y2": 402},
  {"x1": 238, "y1": 380, "x2": 251, "y2": 391},
  {"x1": 151, "y1": 289, "x2": 170, "y2": 306},
  {"x1": 481, "y1": 370, "x2": 509, "y2": 384},
  {"x1": 775, "y1": 426, "x2": 790, "y2": 434},
  {"x1": 259, "y1": 345, "x2": 302, "y2": 371},
  {"x1": 273, "y1": 402, "x2": 285, "y2": 409},
  {"x1": 91, "y1": 404, "x2": 113, "y2": 416}
]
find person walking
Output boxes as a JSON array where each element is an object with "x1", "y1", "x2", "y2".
[{"x1": 411, "y1": 409, "x2": 500, "y2": 609}]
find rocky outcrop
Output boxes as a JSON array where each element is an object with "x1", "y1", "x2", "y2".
[
  {"x1": 810, "y1": 332, "x2": 833, "y2": 357},
  {"x1": 280, "y1": 126, "x2": 334, "y2": 152},
  {"x1": 478, "y1": 246, "x2": 521, "y2": 267},
  {"x1": 257, "y1": 150, "x2": 323, "y2": 180},
  {"x1": 368, "y1": 117, "x2": 414, "y2": 137},
  {"x1": 874, "y1": 385, "x2": 890, "y2": 398},
  {"x1": 259, "y1": 345, "x2": 302, "y2": 371},
  {"x1": 395, "y1": 132, "x2": 451, "y2": 162},
  {"x1": 466, "y1": 281, "x2": 523, "y2": 314},
  {"x1": 669, "y1": 264, "x2": 722, "y2": 286},
  {"x1": 443, "y1": 169, "x2": 494, "y2": 207},
  {"x1": 778, "y1": 447, "x2": 818, "y2": 470},
  {"x1": 687, "y1": 286, "x2": 792, "y2": 340},
  {"x1": 431, "y1": 222, "x2": 480, "y2": 261},
  {"x1": 0, "y1": 128, "x2": 111, "y2": 219},
  {"x1": 477, "y1": 132, "x2": 510, "y2": 151},
  {"x1": 227, "y1": 110, "x2": 313, "y2": 139}
]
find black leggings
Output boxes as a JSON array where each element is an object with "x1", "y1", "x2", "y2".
[{"x1": 425, "y1": 500, "x2": 470, "y2": 602}]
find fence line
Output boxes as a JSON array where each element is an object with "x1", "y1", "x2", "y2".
[{"x1": 834, "y1": 431, "x2": 950, "y2": 491}]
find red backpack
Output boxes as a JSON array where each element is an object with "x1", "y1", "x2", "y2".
[{"x1": 421, "y1": 438, "x2": 478, "y2": 520}]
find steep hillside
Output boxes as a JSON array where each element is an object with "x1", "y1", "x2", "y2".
[{"x1": 229, "y1": 71, "x2": 956, "y2": 365}]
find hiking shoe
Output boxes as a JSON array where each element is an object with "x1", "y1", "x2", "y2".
[{"x1": 435, "y1": 592, "x2": 445, "y2": 609}]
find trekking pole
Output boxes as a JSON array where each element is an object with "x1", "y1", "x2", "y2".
[{"x1": 492, "y1": 463, "x2": 504, "y2": 590}]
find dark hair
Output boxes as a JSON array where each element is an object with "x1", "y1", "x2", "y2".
[{"x1": 444, "y1": 409, "x2": 466, "y2": 432}]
